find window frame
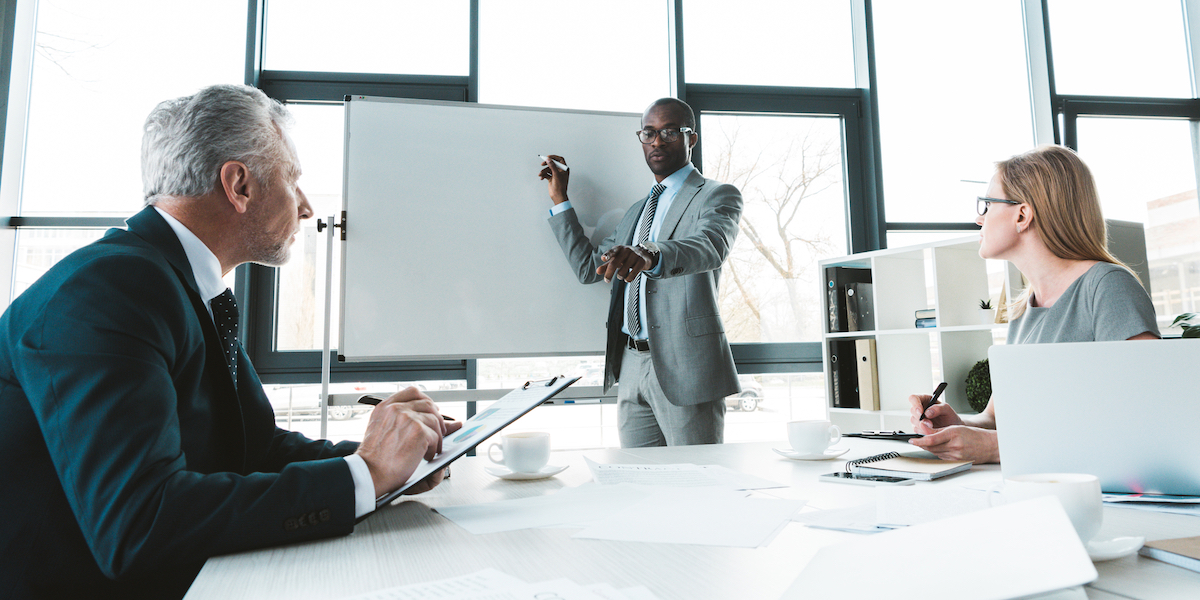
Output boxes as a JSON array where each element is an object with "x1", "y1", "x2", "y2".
[
  {"x1": 240, "y1": 0, "x2": 882, "y2": 383},
  {"x1": 685, "y1": 84, "x2": 880, "y2": 371}
]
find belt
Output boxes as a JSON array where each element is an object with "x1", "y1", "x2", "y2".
[{"x1": 626, "y1": 335, "x2": 650, "y2": 352}]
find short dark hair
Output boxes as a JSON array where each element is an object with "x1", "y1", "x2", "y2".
[{"x1": 646, "y1": 97, "x2": 696, "y2": 130}]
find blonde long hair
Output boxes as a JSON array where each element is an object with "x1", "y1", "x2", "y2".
[{"x1": 996, "y1": 145, "x2": 1131, "y2": 319}]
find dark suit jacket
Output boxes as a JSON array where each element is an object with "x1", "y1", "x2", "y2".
[
  {"x1": 549, "y1": 169, "x2": 743, "y2": 406},
  {"x1": 0, "y1": 207, "x2": 358, "y2": 599}
]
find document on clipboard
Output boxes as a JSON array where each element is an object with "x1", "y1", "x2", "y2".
[{"x1": 369, "y1": 375, "x2": 580, "y2": 512}]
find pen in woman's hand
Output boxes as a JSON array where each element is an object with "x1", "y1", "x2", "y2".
[{"x1": 921, "y1": 382, "x2": 948, "y2": 421}]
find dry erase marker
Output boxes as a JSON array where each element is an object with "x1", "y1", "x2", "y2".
[
  {"x1": 538, "y1": 155, "x2": 568, "y2": 171},
  {"x1": 921, "y1": 382, "x2": 948, "y2": 420}
]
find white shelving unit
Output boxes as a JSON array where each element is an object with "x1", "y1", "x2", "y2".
[{"x1": 820, "y1": 236, "x2": 1010, "y2": 432}]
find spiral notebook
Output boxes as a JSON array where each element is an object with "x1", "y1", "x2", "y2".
[{"x1": 846, "y1": 451, "x2": 972, "y2": 481}]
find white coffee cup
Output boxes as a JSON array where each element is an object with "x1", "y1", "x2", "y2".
[
  {"x1": 488, "y1": 432, "x2": 551, "y2": 473},
  {"x1": 787, "y1": 420, "x2": 841, "y2": 455},
  {"x1": 989, "y1": 473, "x2": 1102, "y2": 543}
]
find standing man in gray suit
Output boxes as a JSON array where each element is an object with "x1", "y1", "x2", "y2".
[{"x1": 539, "y1": 97, "x2": 743, "y2": 447}]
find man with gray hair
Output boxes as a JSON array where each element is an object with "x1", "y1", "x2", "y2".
[{"x1": 0, "y1": 84, "x2": 459, "y2": 599}]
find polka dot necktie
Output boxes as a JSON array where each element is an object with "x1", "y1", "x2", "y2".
[
  {"x1": 627, "y1": 183, "x2": 666, "y2": 338},
  {"x1": 210, "y1": 288, "x2": 239, "y2": 385}
]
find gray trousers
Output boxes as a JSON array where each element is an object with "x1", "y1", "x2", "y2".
[{"x1": 616, "y1": 346, "x2": 725, "y2": 447}]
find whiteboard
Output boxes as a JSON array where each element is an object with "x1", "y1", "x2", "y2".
[{"x1": 339, "y1": 96, "x2": 647, "y2": 361}]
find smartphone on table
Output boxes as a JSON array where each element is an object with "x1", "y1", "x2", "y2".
[{"x1": 819, "y1": 472, "x2": 915, "y2": 486}]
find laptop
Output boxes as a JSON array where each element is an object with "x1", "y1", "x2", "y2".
[{"x1": 991, "y1": 339, "x2": 1200, "y2": 495}]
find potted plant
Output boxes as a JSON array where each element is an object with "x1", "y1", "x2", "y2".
[
  {"x1": 965, "y1": 359, "x2": 991, "y2": 413},
  {"x1": 977, "y1": 298, "x2": 994, "y2": 325},
  {"x1": 1170, "y1": 313, "x2": 1200, "y2": 338}
]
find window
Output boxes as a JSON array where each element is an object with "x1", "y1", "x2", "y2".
[
  {"x1": 477, "y1": 0, "x2": 670, "y2": 111},
  {"x1": 275, "y1": 104, "x2": 345, "y2": 351},
  {"x1": 874, "y1": 0, "x2": 1033, "y2": 225},
  {"x1": 263, "y1": 0, "x2": 469, "y2": 76},
  {"x1": 20, "y1": 0, "x2": 245, "y2": 216},
  {"x1": 1073, "y1": 116, "x2": 1199, "y2": 328},
  {"x1": 683, "y1": 0, "x2": 854, "y2": 88},
  {"x1": 1048, "y1": 0, "x2": 1191, "y2": 98},
  {"x1": 703, "y1": 112, "x2": 847, "y2": 344}
]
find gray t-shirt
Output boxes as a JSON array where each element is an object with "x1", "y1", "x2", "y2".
[{"x1": 1007, "y1": 262, "x2": 1160, "y2": 344}]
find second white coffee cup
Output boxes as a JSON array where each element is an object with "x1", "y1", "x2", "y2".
[
  {"x1": 989, "y1": 472, "x2": 1102, "y2": 543},
  {"x1": 787, "y1": 420, "x2": 841, "y2": 455},
  {"x1": 488, "y1": 431, "x2": 551, "y2": 473}
]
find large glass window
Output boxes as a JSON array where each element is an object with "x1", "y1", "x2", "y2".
[
  {"x1": 478, "y1": 0, "x2": 670, "y2": 112},
  {"x1": 20, "y1": 0, "x2": 245, "y2": 216},
  {"x1": 874, "y1": 1, "x2": 1033, "y2": 224},
  {"x1": 275, "y1": 104, "x2": 345, "y2": 351},
  {"x1": 1074, "y1": 116, "x2": 1200, "y2": 329},
  {"x1": 263, "y1": 0, "x2": 469, "y2": 75},
  {"x1": 683, "y1": 0, "x2": 854, "y2": 88},
  {"x1": 1048, "y1": 0, "x2": 1191, "y2": 98},
  {"x1": 702, "y1": 112, "x2": 847, "y2": 344}
]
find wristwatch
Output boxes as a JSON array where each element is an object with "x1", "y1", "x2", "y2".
[{"x1": 636, "y1": 242, "x2": 660, "y2": 268}]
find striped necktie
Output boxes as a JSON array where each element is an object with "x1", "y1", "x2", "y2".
[{"x1": 627, "y1": 183, "x2": 666, "y2": 338}]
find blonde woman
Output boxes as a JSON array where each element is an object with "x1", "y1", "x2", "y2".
[{"x1": 909, "y1": 145, "x2": 1159, "y2": 463}]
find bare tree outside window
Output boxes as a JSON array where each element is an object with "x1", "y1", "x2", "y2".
[{"x1": 702, "y1": 114, "x2": 847, "y2": 343}]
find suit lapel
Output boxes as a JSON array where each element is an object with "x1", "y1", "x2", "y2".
[
  {"x1": 125, "y1": 207, "x2": 249, "y2": 468},
  {"x1": 657, "y1": 170, "x2": 706, "y2": 241}
]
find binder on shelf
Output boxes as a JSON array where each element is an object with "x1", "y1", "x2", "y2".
[
  {"x1": 825, "y1": 266, "x2": 872, "y2": 333},
  {"x1": 829, "y1": 340, "x2": 860, "y2": 409},
  {"x1": 854, "y1": 338, "x2": 880, "y2": 411},
  {"x1": 846, "y1": 282, "x2": 875, "y2": 332}
]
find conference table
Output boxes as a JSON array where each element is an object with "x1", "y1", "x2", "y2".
[{"x1": 185, "y1": 439, "x2": 1200, "y2": 600}]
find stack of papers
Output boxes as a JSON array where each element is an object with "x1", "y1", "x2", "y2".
[
  {"x1": 339, "y1": 568, "x2": 661, "y2": 600},
  {"x1": 1103, "y1": 493, "x2": 1200, "y2": 516}
]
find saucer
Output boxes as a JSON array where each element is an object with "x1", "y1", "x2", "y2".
[
  {"x1": 484, "y1": 464, "x2": 569, "y2": 480},
  {"x1": 773, "y1": 447, "x2": 850, "y2": 461},
  {"x1": 1087, "y1": 536, "x2": 1144, "y2": 561}
]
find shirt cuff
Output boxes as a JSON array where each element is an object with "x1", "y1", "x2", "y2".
[
  {"x1": 646, "y1": 253, "x2": 664, "y2": 277},
  {"x1": 343, "y1": 454, "x2": 376, "y2": 518},
  {"x1": 548, "y1": 201, "x2": 573, "y2": 217}
]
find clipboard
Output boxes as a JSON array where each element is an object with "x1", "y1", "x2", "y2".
[{"x1": 368, "y1": 375, "x2": 580, "y2": 514}]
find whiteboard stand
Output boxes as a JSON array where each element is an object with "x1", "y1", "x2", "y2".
[{"x1": 317, "y1": 214, "x2": 341, "y2": 440}]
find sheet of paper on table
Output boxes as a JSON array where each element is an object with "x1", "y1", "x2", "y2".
[
  {"x1": 792, "y1": 503, "x2": 896, "y2": 533},
  {"x1": 584, "y1": 458, "x2": 785, "y2": 490},
  {"x1": 572, "y1": 486, "x2": 806, "y2": 548},
  {"x1": 436, "y1": 482, "x2": 805, "y2": 548},
  {"x1": 435, "y1": 483, "x2": 652, "y2": 534},
  {"x1": 781, "y1": 496, "x2": 1097, "y2": 600},
  {"x1": 874, "y1": 486, "x2": 991, "y2": 527},
  {"x1": 337, "y1": 569, "x2": 661, "y2": 600}
]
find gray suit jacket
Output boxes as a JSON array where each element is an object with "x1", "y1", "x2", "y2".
[{"x1": 549, "y1": 169, "x2": 742, "y2": 406}]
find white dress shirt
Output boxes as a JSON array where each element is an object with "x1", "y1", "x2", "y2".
[{"x1": 548, "y1": 162, "x2": 694, "y2": 339}]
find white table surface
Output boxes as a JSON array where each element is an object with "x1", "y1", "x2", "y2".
[{"x1": 184, "y1": 440, "x2": 1200, "y2": 600}]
